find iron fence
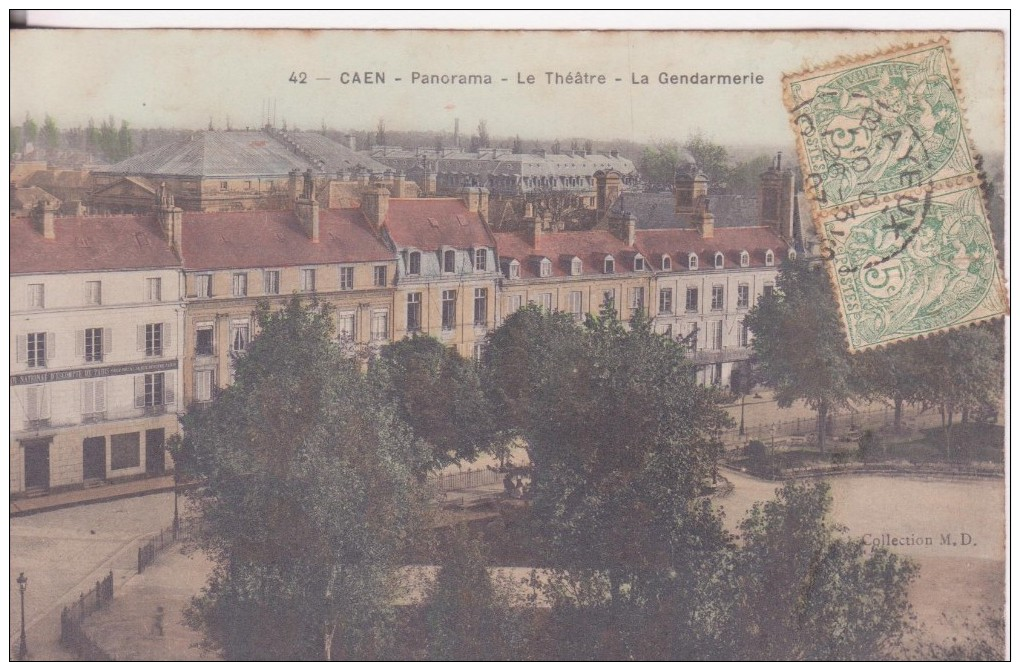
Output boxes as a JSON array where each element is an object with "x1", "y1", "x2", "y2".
[
  {"x1": 59, "y1": 571, "x2": 114, "y2": 660},
  {"x1": 138, "y1": 517, "x2": 198, "y2": 574},
  {"x1": 428, "y1": 467, "x2": 504, "y2": 492}
]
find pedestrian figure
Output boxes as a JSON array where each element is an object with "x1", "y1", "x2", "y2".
[
  {"x1": 515, "y1": 477, "x2": 525, "y2": 499},
  {"x1": 503, "y1": 474, "x2": 515, "y2": 497},
  {"x1": 152, "y1": 606, "x2": 165, "y2": 636}
]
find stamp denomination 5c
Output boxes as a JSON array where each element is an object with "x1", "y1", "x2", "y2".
[{"x1": 784, "y1": 40, "x2": 1007, "y2": 352}]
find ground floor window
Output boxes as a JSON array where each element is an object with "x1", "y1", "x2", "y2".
[{"x1": 110, "y1": 432, "x2": 141, "y2": 470}]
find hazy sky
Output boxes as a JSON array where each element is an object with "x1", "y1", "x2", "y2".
[{"x1": 10, "y1": 30, "x2": 1004, "y2": 152}]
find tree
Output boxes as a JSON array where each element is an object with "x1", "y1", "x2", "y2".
[
  {"x1": 179, "y1": 298, "x2": 433, "y2": 660},
  {"x1": 22, "y1": 113, "x2": 38, "y2": 146},
  {"x1": 511, "y1": 135, "x2": 523, "y2": 154},
  {"x1": 376, "y1": 118, "x2": 386, "y2": 146},
  {"x1": 728, "y1": 154, "x2": 773, "y2": 196},
  {"x1": 854, "y1": 340, "x2": 928, "y2": 433},
  {"x1": 551, "y1": 139, "x2": 561, "y2": 155},
  {"x1": 371, "y1": 335, "x2": 500, "y2": 473},
  {"x1": 477, "y1": 120, "x2": 490, "y2": 149},
  {"x1": 117, "y1": 120, "x2": 133, "y2": 160},
  {"x1": 10, "y1": 124, "x2": 23, "y2": 157},
  {"x1": 42, "y1": 114, "x2": 59, "y2": 151},
  {"x1": 683, "y1": 132, "x2": 731, "y2": 186},
  {"x1": 421, "y1": 527, "x2": 524, "y2": 660},
  {"x1": 744, "y1": 258, "x2": 857, "y2": 450},
  {"x1": 726, "y1": 482, "x2": 918, "y2": 660},
  {"x1": 639, "y1": 140, "x2": 682, "y2": 190}
]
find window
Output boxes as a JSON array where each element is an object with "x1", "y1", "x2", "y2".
[
  {"x1": 339, "y1": 266, "x2": 354, "y2": 290},
  {"x1": 509, "y1": 262, "x2": 521, "y2": 279},
  {"x1": 444, "y1": 250, "x2": 456, "y2": 273},
  {"x1": 711, "y1": 285, "x2": 725, "y2": 311},
  {"x1": 688, "y1": 253, "x2": 698, "y2": 270},
  {"x1": 442, "y1": 290, "x2": 457, "y2": 330},
  {"x1": 28, "y1": 283, "x2": 44, "y2": 309},
  {"x1": 475, "y1": 248, "x2": 488, "y2": 271},
  {"x1": 474, "y1": 288, "x2": 488, "y2": 326},
  {"x1": 142, "y1": 322, "x2": 168, "y2": 357},
  {"x1": 712, "y1": 363, "x2": 723, "y2": 385},
  {"x1": 146, "y1": 277, "x2": 162, "y2": 302},
  {"x1": 659, "y1": 287, "x2": 673, "y2": 314},
  {"x1": 740, "y1": 320, "x2": 749, "y2": 347},
  {"x1": 570, "y1": 257, "x2": 582, "y2": 276},
  {"x1": 686, "y1": 287, "x2": 699, "y2": 312},
  {"x1": 82, "y1": 379, "x2": 107, "y2": 415},
  {"x1": 374, "y1": 265, "x2": 387, "y2": 287},
  {"x1": 111, "y1": 432, "x2": 140, "y2": 470},
  {"x1": 630, "y1": 287, "x2": 645, "y2": 310},
  {"x1": 194, "y1": 370, "x2": 214, "y2": 402},
  {"x1": 507, "y1": 294, "x2": 523, "y2": 316},
  {"x1": 301, "y1": 268, "x2": 317, "y2": 292},
  {"x1": 136, "y1": 371, "x2": 175, "y2": 408},
  {"x1": 539, "y1": 259, "x2": 551, "y2": 277},
  {"x1": 407, "y1": 293, "x2": 422, "y2": 332},
  {"x1": 737, "y1": 284, "x2": 750, "y2": 309},
  {"x1": 711, "y1": 320, "x2": 724, "y2": 350},
  {"x1": 337, "y1": 313, "x2": 356, "y2": 341},
  {"x1": 408, "y1": 251, "x2": 421, "y2": 275},
  {"x1": 634, "y1": 255, "x2": 645, "y2": 271},
  {"x1": 264, "y1": 270, "x2": 281, "y2": 294},
  {"x1": 85, "y1": 281, "x2": 102, "y2": 306},
  {"x1": 232, "y1": 273, "x2": 248, "y2": 297},
  {"x1": 82, "y1": 327, "x2": 108, "y2": 363},
  {"x1": 740, "y1": 251, "x2": 750, "y2": 268},
  {"x1": 26, "y1": 332, "x2": 50, "y2": 368},
  {"x1": 604, "y1": 256, "x2": 615, "y2": 274},
  {"x1": 219, "y1": 181, "x2": 228, "y2": 191},
  {"x1": 371, "y1": 310, "x2": 389, "y2": 341},
  {"x1": 765, "y1": 249, "x2": 775, "y2": 267},
  {"x1": 244, "y1": 180, "x2": 252, "y2": 190},
  {"x1": 714, "y1": 252, "x2": 724, "y2": 269},
  {"x1": 567, "y1": 291, "x2": 582, "y2": 321},
  {"x1": 763, "y1": 284, "x2": 775, "y2": 299},
  {"x1": 230, "y1": 321, "x2": 250, "y2": 353},
  {"x1": 661, "y1": 255, "x2": 672, "y2": 271},
  {"x1": 539, "y1": 293, "x2": 552, "y2": 310},
  {"x1": 24, "y1": 385, "x2": 50, "y2": 422},
  {"x1": 195, "y1": 274, "x2": 212, "y2": 298},
  {"x1": 196, "y1": 327, "x2": 214, "y2": 356}
]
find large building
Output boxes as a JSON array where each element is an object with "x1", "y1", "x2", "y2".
[{"x1": 11, "y1": 205, "x2": 184, "y2": 494}]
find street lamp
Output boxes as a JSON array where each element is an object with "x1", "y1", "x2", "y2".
[
  {"x1": 172, "y1": 463, "x2": 180, "y2": 540},
  {"x1": 17, "y1": 572, "x2": 27, "y2": 659}
]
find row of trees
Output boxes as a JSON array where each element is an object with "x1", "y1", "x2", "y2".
[
  {"x1": 745, "y1": 259, "x2": 1004, "y2": 453},
  {"x1": 176, "y1": 297, "x2": 926, "y2": 660},
  {"x1": 10, "y1": 113, "x2": 135, "y2": 162},
  {"x1": 639, "y1": 132, "x2": 776, "y2": 195}
]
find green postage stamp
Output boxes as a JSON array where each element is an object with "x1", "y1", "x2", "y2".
[{"x1": 784, "y1": 40, "x2": 1007, "y2": 352}]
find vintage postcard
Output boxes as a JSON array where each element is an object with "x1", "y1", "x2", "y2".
[{"x1": 9, "y1": 24, "x2": 1006, "y2": 661}]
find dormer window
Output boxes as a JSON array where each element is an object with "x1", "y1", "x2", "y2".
[
  {"x1": 740, "y1": 250, "x2": 750, "y2": 268},
  {"x1": 539, "y1": 258, "x2": 552, "y2": 278},
  {"x1": 604, "y1": 256, "x2": 615, "y2": 274},
  {"x1": 788, "y1": 248, "x2": 798, "y2": 260},
  {"x1": 443, "y1": 249, "x2": 456, "y2": 273},
  {"x1": 634, "y1": 254, "x2": 645, "y2": 272},
  {"x1": 688, "y1": 253, "x2": 698, "y2": 270},
  {"x1": 661, "y1": 255, "x2": 672, "y2": 271},
  {"x1": 570, "y1": 257, "x2": 582, "y2": 276},
  {"x1": 765, "y1": 249, "x2": 775, "y2": 267},
  {"x1": 505, "y1": 258, "x2": 521, "y2": 279},
  {"x1": 474, "y1": 248, "x2": 487, "y2": 271},
  {"x1": 714, "y1": 252, "x2": 724, "y2": 269},
  {"x1": 408, "y1": 251, "x2": 421, "y2": 275}
]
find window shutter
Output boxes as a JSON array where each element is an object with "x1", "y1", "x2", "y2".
[
  {"x1": 76, "y1": 330, "x2": 85, "y2": 357},
  {"x1": 41, "y1": 387, "x2": 50, "y2": 419},
  {"x1": 137, "y1": 325, "x2": 145, "y2": 352},
  {"x1": 25, "y1": 387, "x2": 38, "y2": 420},
  {"x1": 163, "y1": 323, "x2": 173, "y2": 350},
  {"x1": 134, "y1": 375, "x2": 145, "y2": 408},
  {"x1": 16, "y1": 335, "x2": 27, "y2": 363},
  {"x1": 96, "y1": 380, "x2": 106, "y2": 412},
  {"x1": 46, "y1": 332, "x2": 55, "y2": 360},
  {"x1": 164, "y1": 372, "x2": 176, "y2": 405},
  {"x1": 81, "y1": 381, "x2": 93, "y2": 414},
  {"x1": 104, "y1": 328, "x2": 113, "y2": 355}
]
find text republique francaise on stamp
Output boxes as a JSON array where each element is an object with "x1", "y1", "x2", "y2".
[{"x1": 783, "y1": 40, "x2": 1007, "y2": 352}]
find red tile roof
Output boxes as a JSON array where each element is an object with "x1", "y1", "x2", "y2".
[
  {"x1": 635, "y1": 227, "x2": 791, "y2": 270},
  {"x1": 181, "y1": 209, "x2": 393, "y2": 270},
  {"x1": 384, "y1": 199, "x2": 494, "y2": 251},
  {"x1": 495, "y1": 230, "x2": 644, "y2": 278},
  {"x1": 11, "y1": 214, "x2": 181, "y2": 274}
]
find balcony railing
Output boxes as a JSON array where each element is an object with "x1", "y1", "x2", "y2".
[{"x1": 689, "y1": 347, "x2": 752, "y2": 365}]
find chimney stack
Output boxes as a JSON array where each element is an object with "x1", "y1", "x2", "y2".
[
  {"x1": 459, "y1": 187, "x2": 489, "y2": 223},
  {"x1": 525, "y1": 204, "x2": 541, "y2": 248},
  {"x1": 696, "y1": 200, "x2": 715, "y2": 239},
  {"x1": 347, "y1": 134, "x2": 357, "y2": 150},
  {"x1": 623, "y1": 212, "x2": 636, "y2": 247},
  {"x1": 156, "y1": 183, "x2": 183, "y2": 253},
  {"x1": 392, "y1": 171, "x2": 406, "y2": 198},
  {"x1": 34, "y1": 201, "x2": 55, "y2": 240},
  {"x1": 295, "y1": 170, "x2": 320, "y2": 242},
  {"x1": 362, "y1": 184, "x2": 390, "y2": 231}
]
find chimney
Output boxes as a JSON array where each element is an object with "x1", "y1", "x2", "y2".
[
  {"x1": 34, "y1": 201, "x2": 55, "y2": 240},
  {"x1": 459, "y1": 186, "x2": 489, "y2": 223},
  {"x1": 696, "y1": 203, "x2": 714, "y2": 239},
  {"x1": 525, "y1": 204, "x2": 541, "y2": 248},
  {"x1": 288, "y1": 169, "x2": 301, "y2": 200},
  {"x1": 296, "y1": 192, "x2": 320, "y2": 243},
  {"x1": 362, "y1": 184, "x2": 390, "y2": 231},
  {"x1": 623, "y1": 212, "x2": 636, "y2": 247},
  {"x1": 392, "y1": 170, "x2": 406, "y2": 198},
  {"x1": 157, "y1": 183, "x2": 183, "y2": 253},
  {"x1": 346, "y1": 134, "x2": 357, "y2": 150}
]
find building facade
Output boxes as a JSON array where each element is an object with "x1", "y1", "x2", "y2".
[{"x1": 10, "y1": 207, "x2": 184, "y2": 494}]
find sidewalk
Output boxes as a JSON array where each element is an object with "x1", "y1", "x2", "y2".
[{"x1": 10, "y1": 476, "x2": 179, "y2": 518}]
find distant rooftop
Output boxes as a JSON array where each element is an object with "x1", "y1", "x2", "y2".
[{"x1": 612, "y1": 192, "x2": 760, "y2": 229}]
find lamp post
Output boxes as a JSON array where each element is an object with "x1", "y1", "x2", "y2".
[
  {"x1": 17, "y1": 572, "x2": 27, "y2": 659},
  {"x1": 172, "y1": 463, "x2": 180, "y2": 540}
]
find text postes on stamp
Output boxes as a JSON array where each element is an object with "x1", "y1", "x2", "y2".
[{"x1": 784, "y1": 41, "x2": 1006, "y2": 352}]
